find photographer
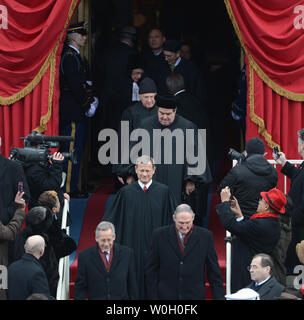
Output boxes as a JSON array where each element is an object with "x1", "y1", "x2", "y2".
[
  {"x1": 217, "y1": 137, "x2": 278, "y2": 218},
  {"x1": 0, "y1": 152, "x2": 30, "y2": 225},
  {"x1": 23, "y1": 150, "x2": 66, "y2": 212}
]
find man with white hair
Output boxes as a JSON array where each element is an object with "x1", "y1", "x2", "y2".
[
  {"x1": 74, "y1": 221, "x2": 138, "y2": 300},
  {"x1": 104, "y1": 155, "x2": 177, "y2": 299},
  {"x1": 7, "y1": 235, "x2": 52, "y2": 300},
  {"x1": 145, "y1": 203, "x2": 224, "y2": 300}
]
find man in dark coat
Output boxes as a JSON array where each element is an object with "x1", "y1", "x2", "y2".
[
  {"x1": 59, "y1": 21, "x2": 99, "y2": 196},
  {"x1": 0, "y1": 191, "x2": 26, "y2": 300},
  {"x1": 145, "y1": 204, "x2": 224, "y2": 300},
  {"x1": 95, "y1": 26, "x2": 137, "y2": 132},
  {"x1": 113, "y1": 77, "x2": 158, "y2": 187},
  {"x1": 273, "y1": 128, "x2": 304, "y2": 270},
  {"x1": 7, "y1": 235, "x2": 52, "y2": 300},
  {"x1": 141, "y1": 28, "x2": 167, "y2": 83},
  {"x1": 121, "y1": 77, "x2": 158, "y2": 132},
  {"x1": 247, "y1": 253, "x2": 284, "y2": 300},
  {"x1": 166, "y1": 72, "x2": 212, "y2": 225},
  {"x1": 155, "y1": 40, "x2": 207, "y2": 106},
  {"x1": 0, "y1": 153, "x2": 30, "y2": 224},
  {"x1": 217, "y1": 137, "x2": 278, "y2": 218},
  {"x1": 116, "y1": 94, "x2": 213, "y2": 203},
  {"x1": 74, "y1": 221, "x2": 138, "y2": 300},
  {"x1": 216, "y1": 187, "x2": 284, "y2": 292},
  {"x1": 104, "y1": 155, "x2": 177, "y2": 299}
]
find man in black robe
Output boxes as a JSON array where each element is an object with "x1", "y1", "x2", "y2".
[
  {"x1": 117, "y1": 94, "x2": 213, "y2": 204},
  {"x1": 103, "y1": 155, "x2": 177, "y2": 299}
]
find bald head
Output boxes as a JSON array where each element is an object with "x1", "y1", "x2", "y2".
[{"x1": 24, "y1": 235, "x2": 45, "y2": 259}]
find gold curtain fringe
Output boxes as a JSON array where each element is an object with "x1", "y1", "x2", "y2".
[
  {"x1": 224, "y1": 0, "x2": 304, "y2": 102},
  {"x1": 32, "y1": 0, "x2": 79, "y2": 133},
  {"x1": 224, "y1": 0, "x2": 281, "y2": 150},
  {"x1": 249, "y1": 64, "x2": 280, "y2": 150},
  {"x1": 0, "y1": 0, "x2": 79, "y2": 107}
]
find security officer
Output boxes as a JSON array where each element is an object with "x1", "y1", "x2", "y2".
[{"x1": 59, "y1": 21, "x2": 99, "y2": 197}]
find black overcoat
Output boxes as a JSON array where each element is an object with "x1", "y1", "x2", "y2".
[
  {"x1": 74, "y1": 243, "x2": 138, "y2": 300},
  {"x1": 145, "y1": 224, "x2": 224, "y2": 300}
]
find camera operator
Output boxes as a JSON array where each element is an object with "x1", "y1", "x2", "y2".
[
  {"x1": 23, "y1": 149, "x2": 67, "y2": 215},
  {"x1": 0, "y1": 151, "x2": 30, "y2": 225},
  {"x1": 217, "y1": 137, "x2": 278, "y2": 218}
]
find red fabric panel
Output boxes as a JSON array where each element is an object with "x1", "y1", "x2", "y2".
[
  {"x1": 228, "y1": 0, "x2": 304, "y2": 95},
  {"x1": 0, "y1": 0, "x2": 80, "y2": 158}
]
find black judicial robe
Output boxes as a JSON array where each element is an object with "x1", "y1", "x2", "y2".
[
  {"x1": 103, "y1": 180, "x2": 177, "y2": 299},
  {"x1": 121, "y1": 101, "x2": 158, "y2": 132},
  {"x1": 118, "y1": 114, "x2": 213, "y2": 203}
]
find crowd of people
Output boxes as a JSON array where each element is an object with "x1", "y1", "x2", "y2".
[{"x1": 0, "y1": 19, "x2": 304, "y2": 301}]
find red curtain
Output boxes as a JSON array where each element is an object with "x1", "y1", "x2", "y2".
[
  {"x1": 225, "y1": 0, "x2": 304, "y2": 160},
  {"x1": 0, "y1": 0, "x2": 81, "y2": 158}
]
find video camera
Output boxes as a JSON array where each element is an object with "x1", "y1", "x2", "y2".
[
  {"x1": 228, "y1": 148, "x2": 246, "y2": 165},
  {"x1": 9, "y1": 131, "x2": 77, "y2": 164}
]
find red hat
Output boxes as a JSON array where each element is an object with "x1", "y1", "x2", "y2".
[{"x1": 260, "y1": 188, "x2": 286, "y2": 214}]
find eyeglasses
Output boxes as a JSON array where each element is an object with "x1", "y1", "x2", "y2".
[{"x1": 247, "y1": 265, "x2": 258, "y2": 271}]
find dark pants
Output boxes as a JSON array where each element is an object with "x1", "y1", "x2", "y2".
[{"x1": 60, "y1": 119, "x2": 87, "y2": 193}]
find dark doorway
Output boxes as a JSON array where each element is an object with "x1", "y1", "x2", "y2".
[{"x1": 87, "y1": 0, "x2": 242, "y2": 190}]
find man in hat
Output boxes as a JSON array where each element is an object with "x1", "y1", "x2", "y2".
[
  {"x1": 59, "y1": 21, "x2": 99, "y2": 197},
  {"x1": 155, "y1": 39, "x2": 207, "y2": 105},
  {"x1": 273, "y1": 128, "x2": 304, "y2": 270},
  {"x1": 113, "y1": 77, "x2": 158, "y2": 187},
  {"x1": 216, "y1": 186, "x2": 284, "y2": 292},
  {"x1": 117, "y1": 94, "x2": 213, "y2": 204},
  {"x1": 217, "y1": 137, "x2": 278, "y2": 218}
]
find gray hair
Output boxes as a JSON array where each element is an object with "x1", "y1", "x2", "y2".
[
  {"x1": 135, "y1": 155, "x2": 155, "y2": 167},
  {"x1": 252, "y1": 253, "x2": 274, "y2": 272},
  {"x1": 298, "y1": 128, "x2": 304, "y2": 143},
  {"x1": 96, "y1": 221, "x2": 115, "y2": 238},
  {"x1": 173, "y1": 203, "x2": 195, "y2": 218},
  {"x1": 166, "y1": 73, "x2": 185, "y2": 93}
]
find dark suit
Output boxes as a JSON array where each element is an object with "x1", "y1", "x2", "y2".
[
  {"x1": 145, "y1": 224, "x2": 224, "y2": 300},
  {"x1": 248, "y1": 276, "x2": 284, "y2": 300},
  {"x1": 7, "y1": 253, "x2": 52, "y2": 300},
  {"x1": 281, "y1": 161, "x2": 304, "y2": 268},
  {"x1": 74, "y1": 243, "x2": 138, "y2": 300},
  {"x1": 0, "y1": 154, "x2": 30, "y2": 224},
  {"x1": 216, "y1": 201, "x2": 281, "y2": 292}
]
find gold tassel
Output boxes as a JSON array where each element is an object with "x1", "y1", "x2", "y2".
[{"x1": 224, "y1": 0, "x2": 304, "y2": 102}]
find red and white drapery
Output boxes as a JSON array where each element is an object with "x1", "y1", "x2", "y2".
[
  {"x1": 0, "y1": 0, "x2": 81, "y2": 158},
  {"x1": 225, "y1": 0, "x2": 304, "y2": 160}
]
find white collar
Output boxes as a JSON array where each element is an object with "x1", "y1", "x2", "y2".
[
  {"x1": 68, "y1": 44, "x2": 80, "y2": 55},
  {"x1": 256, "y1": 275, "x2": 271, "y2": 286},
  {"x1": 138, "y1": 179, "x2": 153, "y2": 190},
  {"x1": 174, "y1": 89, "x2": 186, "y2": 96},
  {"x1": 174, "y1": 56, "x2": 181, "y2": 67}
]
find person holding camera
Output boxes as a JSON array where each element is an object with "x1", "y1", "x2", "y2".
[
  {"x1": 0, "y1": 191, "x2": 26, "y2": 300},
  {"x1": 217, "y1": 137, "x2": 278, "y2": 218},
  {"x1": 273, "y1": 128, "x2": 304, "y2": 271},
  {"x1": 0, "y1": 152, "x2": 30, "y2": 225},
  {"x1": 23, "y1": 151, "x2": 67, "y2": 213}
]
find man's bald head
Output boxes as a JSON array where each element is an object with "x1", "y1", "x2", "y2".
[{"x1": 24, "y1": 235, "x2": 45, "y2": 259}]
